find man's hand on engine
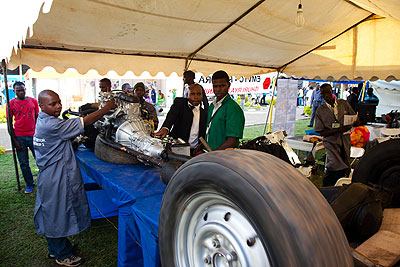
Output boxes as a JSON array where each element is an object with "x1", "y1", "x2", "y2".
[
  {"x1": 104, "y1": 99, "x2": 116, "y2": 110},
  {"x1": 154, "y1": 128, "x2": 168, "y2": 139}
]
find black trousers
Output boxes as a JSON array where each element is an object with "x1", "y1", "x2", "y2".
[{"x1": 323, "y1": 168, "x2": 350, "y2": 187}]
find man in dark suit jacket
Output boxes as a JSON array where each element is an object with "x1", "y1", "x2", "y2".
[{"x1": 155, "y1": 84, "x2": 206, "y2": 153}]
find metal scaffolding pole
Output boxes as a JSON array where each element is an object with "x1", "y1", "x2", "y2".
[{"x1": 1, "y1": 59, "x2": 21, "y2": 191}]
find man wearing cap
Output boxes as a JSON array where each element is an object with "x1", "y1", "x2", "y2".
[{"x1": 133, "y1": 82, "x2": 159, "y2": 131}]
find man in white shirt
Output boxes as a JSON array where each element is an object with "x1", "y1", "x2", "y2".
[{"x1": 155, "y1": 84, "x2": 207, "y2": 155}]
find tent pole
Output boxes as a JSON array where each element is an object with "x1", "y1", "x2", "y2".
[
  {"x1": 263, "y1": 71, "x2": 279, "y2": 135},
  {"x1": 1, "y1": 59, "x2": 21, "y2": 191}
]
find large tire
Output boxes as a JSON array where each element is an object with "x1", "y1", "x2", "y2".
[
  {"x1": 94, "y1": 135, "x2": 139, "y2": 165},
  {"x1": 353, "y1": 139, "x2": 400, "y2": 206},
  {"x1": 159, "y1": 150, "x2": 353, "y2": 267}
]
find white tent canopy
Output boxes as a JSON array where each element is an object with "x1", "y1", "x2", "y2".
[
  {"x1": 2, "y1": 0, "x2": 400, "y2": 79},
  {"x1": 371, "y1": 80, "x2": 400, "y2": 116}
]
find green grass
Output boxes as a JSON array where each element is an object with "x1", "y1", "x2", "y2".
[
  {"x1": 0, "y1": 153, "x2": 118, "y2": 266},
  {"x1": 242, "y1": 119, "x2": 310, "y2": 141}
]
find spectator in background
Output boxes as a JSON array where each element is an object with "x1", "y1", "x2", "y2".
[
  {"x1": 308, "y1": 85, "x2": 324, "y2": 127},
  {"x1": 305, "y1": 86, "x2": 313, "y2": 106},
  {"x1": 151, "y1": 87, "x2": 157, "y2": 105},
  {"x1": 303, "y1": 87, "x2": 309, "y2": 104},
  {"x1": 183, "y1": 70, "x2": 209, "y2": 114},
  {"x1": 342, "y1": 88, "x2": 350, "y2": 100},
  {"x1": 7, "y1": 82, "x2": 39, "y2": 194},
  {"x1": 347, "y1": 87, "x2": 359, "y2": 112},
  {"x1": 363, "y1": 88, "x2": 379, "y2": 104},
  {"x1": 121, "y1": 83, "x2": 132, "y2": 93},
  {"x1": 157, "y1": 90, "x2": 165, "y2": 107},
  {"x1": 297, "y1": 88, "x2": 304, "y2": 106},
  {"x1": 99, "y1": 78, "x2": 112, "y2": 92}
]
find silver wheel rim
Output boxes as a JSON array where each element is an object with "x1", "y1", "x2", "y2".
[{"x1": 174, "y1": 191, "x2": 270, "y2": 267}]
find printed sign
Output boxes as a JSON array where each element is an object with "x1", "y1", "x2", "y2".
[{"x1": 198, "y1": 73, "x2": 276, "y2": 95}]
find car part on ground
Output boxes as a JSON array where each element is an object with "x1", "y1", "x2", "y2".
[
  {"x1": 319, "y1": 183, "x2": 390, "y2": 242},
  {"x1": 159, "y1": 150, "x2": 354, "y2": 267},
  {"x1": 352, "y1": 138, "x2": 400, "y2": 207}
]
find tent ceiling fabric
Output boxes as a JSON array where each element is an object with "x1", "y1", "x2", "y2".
[
  {"x1": 347, "y1": 0, "x2": 400, "y2": 21},
  {"x1": 3, "y1": 0, "x2": 400, "y2": 80},
  {"x1": 283, "y1": 16, "x2": 400, "y2": 81}
]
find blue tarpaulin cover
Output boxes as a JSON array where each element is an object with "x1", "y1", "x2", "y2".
[{"x1": 76, "y1": 148, "x2": 166, "y2": 267}]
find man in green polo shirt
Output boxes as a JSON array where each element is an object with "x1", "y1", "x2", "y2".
[{"x1": 205, "y1": 70, "x2": 245, "y2": 151}]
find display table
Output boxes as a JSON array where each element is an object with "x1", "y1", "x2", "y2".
[
  {"x1": 366, "y1": 123, "x2": 386, "y2": 140},
  {"x1": 76, "y1": 148, "x2": 165, "y2": 267},
  {"x1": 285, "y1": 135, "x2": 324, "y2": 157}
]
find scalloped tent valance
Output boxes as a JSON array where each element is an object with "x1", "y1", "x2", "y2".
[{"x1": 2, "y1": 0, "x2": 400, "y2": 80}]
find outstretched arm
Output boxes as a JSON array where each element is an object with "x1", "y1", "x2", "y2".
[{"x1": 83, "y1": 100, "x2": 115, "y2": 125}]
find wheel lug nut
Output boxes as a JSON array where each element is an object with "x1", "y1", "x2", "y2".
[
  {"x1": 224, "y1": 212, "x2": 231, "y2": 221},
  {"x1": 212, "y1": 238, "x2": 221, "y2": 248},
  {"x1": 247, "y1": 237, "x2": 256, "y2": 247},
  {"x1": 231, "y1": 251, "x2": 238, "y2": 261},
  {"x1": 204, "y1": 255, "x2": 211, "y2": 264}
]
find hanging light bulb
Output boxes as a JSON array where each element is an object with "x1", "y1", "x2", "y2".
[{"x1": 295, "y1": 1, "x2": 305, "y2": 27}]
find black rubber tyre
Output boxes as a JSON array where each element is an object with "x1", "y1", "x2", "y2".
[
  {"x1": 94, "y1": 135, "x2": 139, "y2": 165},
  {"x1": 353, "y1": 139, "x2": 400, "y2": 206},
  {"x1": 159, "y1": 149, "x2": 353, "y2": 267}
]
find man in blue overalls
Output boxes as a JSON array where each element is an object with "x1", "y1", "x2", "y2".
[{"x1": 34, "y1": 90, "x2": 115, "y2": 266}]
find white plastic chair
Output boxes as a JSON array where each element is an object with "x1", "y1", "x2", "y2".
[
  {"x1": 381, "y1": 128, "x2": 400, "y2": 138},
  {"x1": 350, "y1": 146, "x2": 365, "y2": 167},
  {"x1": 334, "y1": 147, "x2": 365, "y2": 186}
]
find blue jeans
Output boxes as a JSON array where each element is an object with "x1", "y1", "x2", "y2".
[
  {"x1": 15, "y1": 136, "x2": 35, "y2": 187},
  {"x1": 309, "y1": 101, "x2": 322, "y2": 126},
  {"x1": 46, "y1": 237, "x2": 73, "y2": 260}
]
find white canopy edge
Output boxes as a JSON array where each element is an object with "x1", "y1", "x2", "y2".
[
  {"x1": 0, "y1": 0, "x2": 53, "y2": 62},
  {"x1": 8, "y1": 48, "x2": 275, "y2": 78}
]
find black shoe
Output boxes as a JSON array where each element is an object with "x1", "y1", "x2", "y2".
[{"x1": 307, "y1": 125, "x2": 313, "y2": 127}]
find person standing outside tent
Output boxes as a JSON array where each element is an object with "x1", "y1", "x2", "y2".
[
  {"x1": 183, "y1": 70, "x2": 209, "y2": 114},
  {"x1": 205, "y1": 70, "x2": 245, "y2": 151},
  {"x1": 342, "y1": 88, "x2": 350, "y2": 100},
  {"x1": 151, "y1": 87, "x2": 157, "y2": 105},
  {"x1": 34, "y1": 90, "x2": 115, "y2": 266},
  {"x1": 297, "y1": 88, "x2": 304, "y2": 106},
  {"x1": 347, "y1": 87, "x2": 359, "y2": 112},
  {"x1": 305, "y1": 86, "x2": 313, "y2": 106},
  {"x1": 7, "y1": 82, "x2": 39, "y2": 194},
  {"x1": 308, "y1": 84, "x2": 324, "y2": 127},
  {"x1": 315, "y1": 84, "x2": 356, "y2": 186},
  {"x1": 362, "y1": 88, "x2": 379, "y2": 104},
  {"x1": 157, "y1": 90, "x2": 165, "y2": 107}
]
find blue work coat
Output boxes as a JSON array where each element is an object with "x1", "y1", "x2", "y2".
[{"x1": 33, "y1": 112, "x2": 91, "y2": 238}]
